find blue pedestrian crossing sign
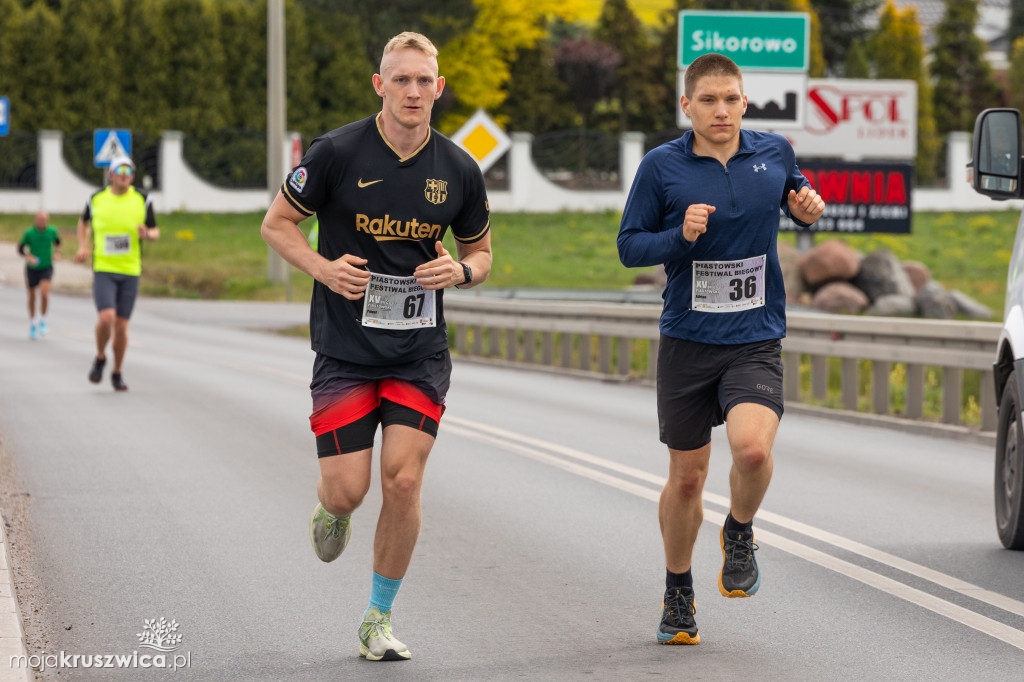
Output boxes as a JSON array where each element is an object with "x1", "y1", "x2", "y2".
[
  {"x1": 0, "y1": 97, "x2": 9, "y2": 136},
  {"x1": 93, "y1": 129, "x2": 132, "y2": 167}
]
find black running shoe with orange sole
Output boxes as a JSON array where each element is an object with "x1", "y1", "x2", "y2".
[
  {"x1": 719, "y1": 527, "x2": 760, "y2": 597},
  {"x1": 657, "y1": 587, "x2": 699, "y2": 644}
]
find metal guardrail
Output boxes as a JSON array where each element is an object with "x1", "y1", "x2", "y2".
[{"x1": 444, "y1": 295, "x2": 1002, "y2": 433}]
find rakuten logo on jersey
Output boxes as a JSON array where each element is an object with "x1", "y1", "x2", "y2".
[{"x1": 355, "y1": 214, "x2": 442, "y2": 242}]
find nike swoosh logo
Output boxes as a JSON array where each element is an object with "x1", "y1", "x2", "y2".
[{"x1": 357, "y1": 178, "x2": 383, "y2": 188}]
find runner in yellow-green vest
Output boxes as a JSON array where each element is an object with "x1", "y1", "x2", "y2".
[{"x1": 74, "y1": 155, "x2": 159, "y2": 391}]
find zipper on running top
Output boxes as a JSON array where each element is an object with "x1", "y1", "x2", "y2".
[{"x1": 722, "y1": 165, "x2": 737, "y2": 210}]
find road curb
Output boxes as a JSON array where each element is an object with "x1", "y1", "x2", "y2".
[{"x1": 0, "y1": 509, "x2": 31, "y2": 682}]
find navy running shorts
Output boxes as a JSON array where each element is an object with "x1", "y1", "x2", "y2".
[
  {"x1": 25, "y1": 266, "x2": 53, "y2": 289},
  {"x1": 657, "y1": 335, "x2": 784, "y2": 451}
]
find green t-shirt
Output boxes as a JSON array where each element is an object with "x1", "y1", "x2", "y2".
[{"x1": 19, "y1": 226, "x2": 61, "y2": 270}]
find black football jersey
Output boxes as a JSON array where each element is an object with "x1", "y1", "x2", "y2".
[{"x1": 282, "y1": 114, "x2": 490, "y2": 366}]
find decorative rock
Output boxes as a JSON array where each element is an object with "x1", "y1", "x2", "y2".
[
  {"x1": 915, "y1": 281, "x2": 957, "y2": 319},
  {"x1": 949, "y1": 290, "x2": 994, "y2": 320},
  {"x1": 851, "y1": 249, "x2": 915, "y2": 301},
  {"x1": 799, "y1": 240, "x2": 861, "y2": 288},
  {"x1": 778, "y1": 241, "x2": 807, "y2": 302},
  {"x1": 902, "y1": 261, "x2": 931, "y2": 294},
  {"x1": 812, "y1": 282, "x2": 870, "y2": 314},
  {"x1": 866, "y1": 294, "x2": 917, "y2": 317}
]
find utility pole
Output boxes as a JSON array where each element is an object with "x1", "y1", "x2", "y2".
[{"x1": 267, "y1": 0, "x2": 289, "y2": 286}]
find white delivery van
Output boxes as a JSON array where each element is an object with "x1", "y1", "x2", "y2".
[{"x1": 969, "y1": 108, "x2": 1024, "y2": 549}]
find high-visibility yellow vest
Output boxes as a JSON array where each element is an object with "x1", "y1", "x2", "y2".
[{"x1": 89, "y1": 187, "x2": 149, "y2": 276}]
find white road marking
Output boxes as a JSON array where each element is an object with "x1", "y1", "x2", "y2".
[{"x1": 443, "y1": 416, "x2": 1024, "y2": 651}]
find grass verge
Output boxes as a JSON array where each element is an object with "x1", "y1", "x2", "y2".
[{"x1": 0, "y1": 208, "x2": 1017, "y2": 317}]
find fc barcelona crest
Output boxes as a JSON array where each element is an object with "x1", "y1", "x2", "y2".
[{"x1": 424, "y1": 179, "x2": 448, "y2": 205}]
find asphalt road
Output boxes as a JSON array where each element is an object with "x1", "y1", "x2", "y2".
[{"x1": 1, "y1": 284, "x2": 1024, "y2": 680}]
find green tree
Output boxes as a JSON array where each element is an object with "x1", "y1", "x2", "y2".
[
  {"x1": 331, "y1": 0, "x2": 478, "y2": 67},
  {"x1": 121, "y1": 0, "x2": 173, "y2": 134},
  {"x1": 650, "y1": 11, "x2": 686, "y2": 133},
  {"x1": 2, "y1": 1, "x2": 62, "y2": 131},
  {"x1": 869, "y1": 0, "x2": 939, "y2": 184},
  {"x1": 1008, "y1": 36, "x2": 1024, "y2": 113},
  {"x1": 843, "y1": 39, "x2": 871, "y2": 78},
  {"x1": 56, "y1": 0, "x2": 126, "y2": 131},
  {"x1": 294, "y1": 2, "x2": 378, "y2": 137},
  {"x1": 438, "y1": 0, "x2": 586, "y2": 132},
  {"x1": 553, "y1": 36, "x2": 621, "y2": 130},
  {"x1": 151, "y1": 0, "x2": 230, "y2": 135},
  {"x1": 930, "y1": 0, "x2": 1003, "y2": 135},
  {"x1": 1010, "y1": 0, "x2": 1024, "y2": 54},
  {"x1": 496, "y1": 40, "x2": 577, "y2": 134},
  {"x1": 595, "y1": 0, "x2": 673, "y2": 133},
  {"x1": 809, "y1": 0, "x2": 880, "y2": 75},
  {"x1": 217, "y1": 0, "x2": 265, "y2": 130},
  {"x1": 0, "y1": 0, "x2": 23, "y2": 116}
]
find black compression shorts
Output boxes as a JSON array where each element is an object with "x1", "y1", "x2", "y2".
[
  {"x1": 309, "y1": 350, "x2": 451, "y2": 457},
  {"x1": 656, "y1": 335, "x2": 784, "y2": 451},
  {"x1": 92, "y1": 271, "x2": 140, "y2": 319}
]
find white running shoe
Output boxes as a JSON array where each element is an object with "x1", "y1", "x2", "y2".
[
  {"x1": 358, "y1": 607, "x2": 411, "y2": 661},
  {"x1": 308, "y1": 502, "x2": 351, "y2": 562}
]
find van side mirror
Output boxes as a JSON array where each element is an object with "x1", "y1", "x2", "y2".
[{"x1": 970, "y1": 108, "x2": 1022, "y2": 198}]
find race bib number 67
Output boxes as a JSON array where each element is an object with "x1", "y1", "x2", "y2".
[
  {"x1": 361, "y1": 272, "x2": 436, "y2": 329},
  {"x1": 692, "y1": 254, "x2": 766, "y2": 313}
]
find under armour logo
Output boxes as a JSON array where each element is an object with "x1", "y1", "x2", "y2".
[{"x1": 753, "y1": 163, "x2": 767, "y2": 172}]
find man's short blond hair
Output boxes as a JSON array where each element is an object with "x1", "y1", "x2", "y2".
[{"x1": 381, "y1": 32, "x2": 439, "y2": 72}]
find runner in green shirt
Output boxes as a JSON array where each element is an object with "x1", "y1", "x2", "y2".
[{"x1": 18, "y1": 210, "x2": 61, "y2": 339}]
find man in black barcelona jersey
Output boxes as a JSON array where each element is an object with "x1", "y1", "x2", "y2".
[{"x1": 261, "y1": 31, "x2": 491, "y2": 662}]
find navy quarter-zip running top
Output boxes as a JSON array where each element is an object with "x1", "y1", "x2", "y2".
[{"x1": 618, "y1": 128, "x2": 810, "y2": 345}]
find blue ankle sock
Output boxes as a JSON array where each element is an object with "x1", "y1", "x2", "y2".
[{"x1": 366, "y1": 572, "x2": 403, "y2": 615}]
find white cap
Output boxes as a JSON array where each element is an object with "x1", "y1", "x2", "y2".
[{"x1": 108, "y1": 155, "x2": 135, "y2": 173}]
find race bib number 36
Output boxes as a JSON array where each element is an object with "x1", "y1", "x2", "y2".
[
  {"x1": 104, "y1": 234, "x2": 132, "y2": 256},
  {"x1": 692, "y1": 254, "x2": 767, "y2": 313},
  {"x1": 361, "y1": 272, "x2": 436, "y2": 329}
]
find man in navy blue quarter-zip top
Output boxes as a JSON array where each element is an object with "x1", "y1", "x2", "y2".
[{"x1": 617, "y1": 52, "x2": 825, "y2": 646}]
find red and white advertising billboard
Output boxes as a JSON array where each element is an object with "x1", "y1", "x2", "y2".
[
  {"x1": 780, "y1": 161, "x2": 913, "y2": 233},
  {"x1": 781, "y1": 79, "x2": 917, "y2": 159}
]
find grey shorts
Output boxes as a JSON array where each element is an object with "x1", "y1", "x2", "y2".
[
  {"x1": 92, "y1": 271, "x2": 140, "y2": 319},
  {"x1": 656, "y1": 335, "x2": 784, "y2": 451}
]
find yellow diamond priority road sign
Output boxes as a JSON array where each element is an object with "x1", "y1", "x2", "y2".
[{"x1": 451, "y1": 109, "x2": 511, "y2": 173}]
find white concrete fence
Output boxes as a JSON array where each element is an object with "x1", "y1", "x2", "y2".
[{"x1": 0, "y1": 130, "x2": 1018, "y2": 215}]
